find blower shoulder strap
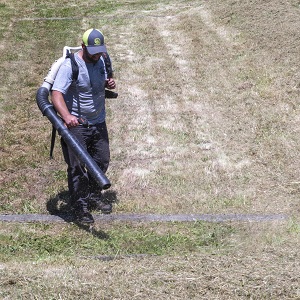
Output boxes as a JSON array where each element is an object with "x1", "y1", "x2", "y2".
[{"x1": 66, "y1": 50, "x2": 79, "y2": 81}]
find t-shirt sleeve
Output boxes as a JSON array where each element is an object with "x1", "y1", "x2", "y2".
[{"x1": 52, "y1": 59, "x2": 73, "y2": 94}]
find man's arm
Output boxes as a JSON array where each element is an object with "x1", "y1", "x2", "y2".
[{"x1": 51, "y1": 90, "x2": 79, "y2": 128}]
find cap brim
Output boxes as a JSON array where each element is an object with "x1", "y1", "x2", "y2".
[{"x1": 86, "y1": 45, "x2": 107, "y2": 55}]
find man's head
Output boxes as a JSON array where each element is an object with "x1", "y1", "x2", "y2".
[{"x1": 82, "y1": 28, "x2": 107, "y2": 55}]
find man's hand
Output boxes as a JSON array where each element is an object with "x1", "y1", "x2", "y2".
[
  {"x1": 64, "y1": 114, "x2": 79, "y2": 128},
  {"x1": 106, "y1": 78, "x2": 116, "y2": 89}
]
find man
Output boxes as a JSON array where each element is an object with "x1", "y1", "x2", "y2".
[{"x1": 51, "y1": 28, "x2": 116, "y2": 224}]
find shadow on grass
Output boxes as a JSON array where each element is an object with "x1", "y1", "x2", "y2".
[{"x1": 46, "y1": 189, "x2": 118, "y2": 239}]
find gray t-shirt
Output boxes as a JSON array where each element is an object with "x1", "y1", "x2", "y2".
[{"x1": 52, "y1": 53, "x2": 107, "y2": 124}]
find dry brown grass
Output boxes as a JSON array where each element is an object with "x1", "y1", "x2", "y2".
[
  {"x1": 2, "y1": 0, "x2": 300, "y2": 215},
  {"x1": 1, "y1": 0, "x2": 300, "y2": 298},
  {"x1": 105, "y1": 0, "x2": 300, "y2": 217}
]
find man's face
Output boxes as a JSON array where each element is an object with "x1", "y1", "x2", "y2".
[{"x1": 83, "y1": 45, "x2": 102, "y2": 63}]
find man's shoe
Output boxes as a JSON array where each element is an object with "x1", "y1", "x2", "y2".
[
  {"x1": 98, "y1": 201, "x2": 112, "y2": 214},
  {"x1": 95, "y1": 200, "x2": 112, "y2": 214},
  {"x1": 88, "y1": 198, "x2": 112, "y2": 214},
  {"x1": 75, "y1": 210, "x2": 94, "y2": 224}
]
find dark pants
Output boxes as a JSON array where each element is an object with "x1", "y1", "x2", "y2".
[{"x1": 61, "y1": 122, "x2": 110, "y2": 209}]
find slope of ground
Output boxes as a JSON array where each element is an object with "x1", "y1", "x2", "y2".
[{"x1": 1, "y1": 0, "x2": 300, "y2": 298}]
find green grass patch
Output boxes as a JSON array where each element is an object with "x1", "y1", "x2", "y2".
[
  {"x1": 0, "y1": 3, "x2": 12, "y2": 38},
  {"x1": 0, "y1": 221, "x2": 234, "y2": 262}
]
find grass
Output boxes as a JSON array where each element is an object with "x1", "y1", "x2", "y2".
[
  {"x1": 0, "y1": 221, "x2": 234, "y2": 262},
  {"x1": 1, "y1": 221, "x2": 300, "y2": 299},
  {"x1": 1, "y1": 0, "x2": 300, "y2": 298}
]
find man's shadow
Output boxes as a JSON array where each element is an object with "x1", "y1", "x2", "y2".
[{"x1": 46, "y1": 189, "x2": 118, "y2": 239}]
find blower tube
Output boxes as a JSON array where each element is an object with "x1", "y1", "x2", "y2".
[{"x1": 36, "y1": 51, "x2": 111, "y2": 190}]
